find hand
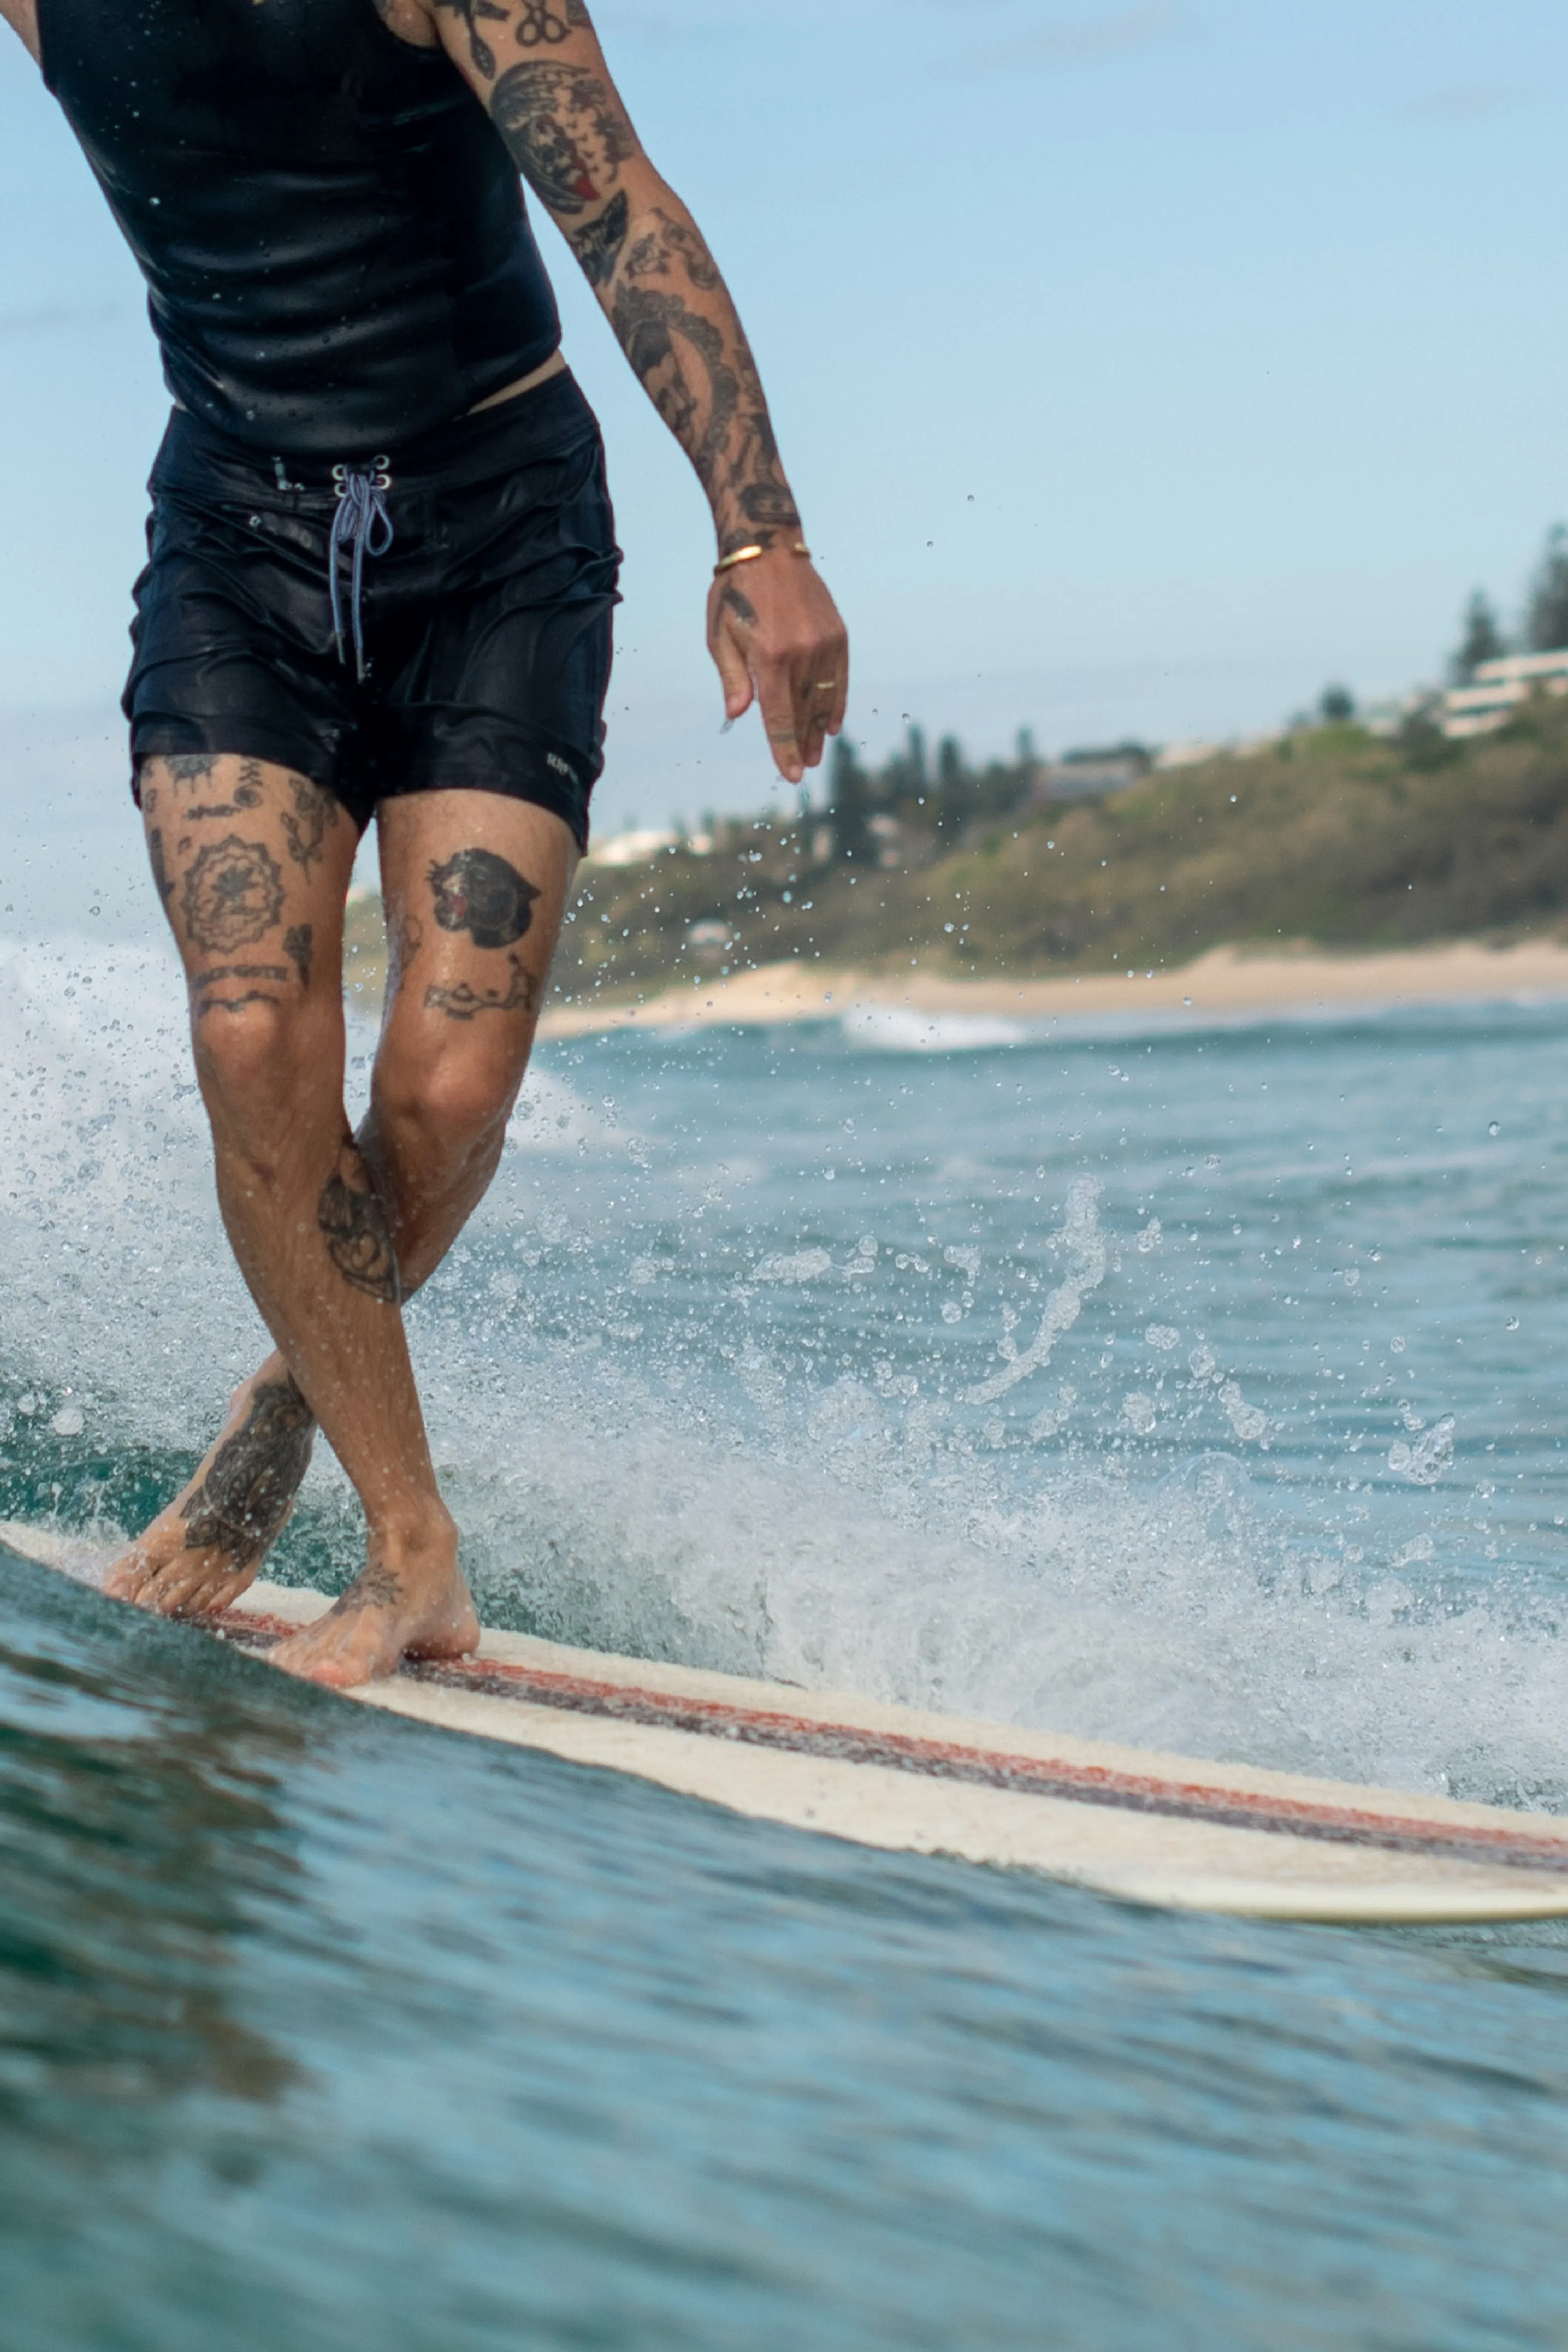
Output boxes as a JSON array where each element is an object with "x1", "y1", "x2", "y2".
[{"x1": 706, "y1": 553, "x2": 849, "y2": 785}]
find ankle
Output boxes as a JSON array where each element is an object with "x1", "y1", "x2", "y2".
[{"x1": 368, "y1": 1496, "x2": 458, "y2": 1568}]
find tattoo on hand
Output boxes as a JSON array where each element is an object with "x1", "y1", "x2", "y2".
[
  {"x1": 284, "y1": 925, "x2": 314, "y2": 988},
  {"x1": 490, "y1": 62, "x2": 634, "y2": 213},
  {"x1": 281, "y1": 773, "x2": 339, "y2": 874},
  {"x1": 569, "y1": 188, "x2": 629, "y2": 288},
  {"x1": 424, "y1": 953, "x2": 538, "y2": 1022},
  {"x1": 317, "y1": 1139, "x2": 400, "y2": 1303},
  {"x1": 429, "y1": 848, "x2": 540, "y2": 948},
  {"x1": 182, "y1": 836, "x2": 286, "y2": 954},
  {"x1": 721, "y1": 585, "x2": 758, "y2": 628},
  {"x1": 181, "y1": 1375, "x2": 316, "y2": 1569}
]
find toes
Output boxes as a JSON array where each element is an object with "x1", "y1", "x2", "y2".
[{"x1": 103, "y1": 1557, "x2": 153, "y2": 1605}]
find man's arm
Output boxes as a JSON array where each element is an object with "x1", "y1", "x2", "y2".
[
  {"x1": 0, "y1": 0, "x2": 42, "y2": 65},
  {"x1": 424, "y1": 0, "x2": 848, "y2": 784}
]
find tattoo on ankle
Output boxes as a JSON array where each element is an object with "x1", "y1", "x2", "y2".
[
  {"x1": 423, "y1": 952, "x2": 538, "y2": 1022},
  {"x1": 318, "y1": 1138, "x2": 401, "y2": 1303},
  {"x1": 182, "y1": 836, "x2": 286, "y2": 953},
  {"x1": 284, "y1": 925, "x2": 314, "y2": 988},
  {"x1": 429, "y1": 849, "x2": 540, "y2": 948},
  {"x1": 181, "y1": 1376, "x2": 316, "y2": 1568}
]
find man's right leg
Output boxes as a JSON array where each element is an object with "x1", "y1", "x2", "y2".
[{"x1": 102, "y1": 754, "x2": 477, "y2": 1683}]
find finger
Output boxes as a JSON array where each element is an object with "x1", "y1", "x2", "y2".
[
  {"x1": 754, "y1": 657, "x2": 804, "y2": 783},
  {"x1": 707, "y1": 592, "x2": 755, "y2": 722}
]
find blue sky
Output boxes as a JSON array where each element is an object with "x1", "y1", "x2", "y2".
[{"x1": 0, "y1": 0, "x2": 1566, "y2": 870}]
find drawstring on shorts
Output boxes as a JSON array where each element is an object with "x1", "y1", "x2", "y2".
[{"x1": 329, "y1": 458, "x2": 393, "y2": 681}]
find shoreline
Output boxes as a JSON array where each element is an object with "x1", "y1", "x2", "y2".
[{"x1": 536, "y1": 938, "x2": 1568, "y2": 1040}]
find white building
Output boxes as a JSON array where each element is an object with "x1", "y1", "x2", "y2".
[{"x1": 1440, "y1": 648, "x2": 1568, "y2": 740}]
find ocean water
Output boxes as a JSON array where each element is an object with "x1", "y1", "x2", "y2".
[{"x1": 4, "y1": 932, "x2": 1568, "y2": 2347}]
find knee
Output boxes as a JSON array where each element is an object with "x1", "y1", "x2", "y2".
[
  {"x1": 192, "y1": 993, "x2": 323, "y2": 1128},
  {"x1": 375, "y1": 1036, "x2": 521, "y2": 1165}
]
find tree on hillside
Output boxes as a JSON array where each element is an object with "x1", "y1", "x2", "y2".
[
  {"x1": 829, "y1": 735, "x2": 873, "y2": 866},
  {"x1": 936, "y1": 735, "x2": 968, "y2": 833},
  {"x1": 1450, "y1": 589, "x2": 1507, "y2": 683},
  {"x1": 1320, "y1": 684, "x2": 1356, "y2": 723},
  {"x1": 1526, "y1": 526, "x2": 1568, "y2": 653}
]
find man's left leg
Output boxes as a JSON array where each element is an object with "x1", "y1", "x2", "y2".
[{"x1": 109, "y1": 788, "x2": 578, "y2": 1623}]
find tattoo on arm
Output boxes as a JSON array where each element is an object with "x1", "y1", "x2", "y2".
[
  {"x1": 429, "y1": 848, "x2": 540, "y2": 947},
  {"x1": 424, "y1": 953, "x2": 539, "y2": 1021},
  {"x1": 181, "y1": 1375, "x2": 316, "y2": 1569},
  {"x1": 182, "y1": 836, "x2": 285, "y2": 953},
  {"x1": 569, "y1": 187, "x2": 629, "y2": 287},
  {"x1": 490, "y1": 62, "x2": 635, "y2": 211},
  {"x1": 433, "y1": 0, "x2": 510, "y2": 79},
  {"x1": 317, "y1": 1138, "x2": 401, "y2": 1304}
]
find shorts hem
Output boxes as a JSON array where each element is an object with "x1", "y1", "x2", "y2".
[
  {"x1": 377, "y1": 770, "x2": 592, "y2": 855},
  {"x1": 128, "y1": 720, "x2": 362, "y2": 827}
]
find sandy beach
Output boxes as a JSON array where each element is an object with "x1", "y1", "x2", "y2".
[{"x1": 537, "y1": 936, "x2": 1568, "y2": 1040}]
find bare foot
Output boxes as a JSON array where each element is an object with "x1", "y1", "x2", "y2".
[
  {"x1": 268, "y1": 1513, "x2": 479, "y2": 1689},
  {"x1": 103, "y1": 1363, "x2": 316, "y2": 1618}
]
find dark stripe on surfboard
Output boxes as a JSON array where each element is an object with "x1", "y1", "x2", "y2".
[{"x1": 219, "y1": 1607, "x2": 1568, "y2": 1878}]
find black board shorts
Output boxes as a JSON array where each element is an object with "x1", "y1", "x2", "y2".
[{"x1": 125, "y1": 368, "x2": 620, "y2": 851}]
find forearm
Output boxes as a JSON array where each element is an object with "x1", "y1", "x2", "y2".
[{"x1": 569, "y1": 170, "x2": 802, "y2": 557}]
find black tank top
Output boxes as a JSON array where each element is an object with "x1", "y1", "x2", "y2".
[{"x1": 38, "y1": 0, "x2": 563, "y2": 457}]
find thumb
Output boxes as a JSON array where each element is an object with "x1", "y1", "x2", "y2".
[{"x1": 708, "y1": 599, "x2": 755, "y2": 722}]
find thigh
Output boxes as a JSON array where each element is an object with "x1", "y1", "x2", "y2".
[
  {"x1": 142, "y1": 753, "x2": 359, "y2": 1003},
  {"x1": 374, "y1": 790, "x2": 579, "y2": 1097}
]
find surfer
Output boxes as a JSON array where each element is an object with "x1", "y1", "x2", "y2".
[{"x1": 0, "y1": 0, "x2": 847, "y2": 1684}]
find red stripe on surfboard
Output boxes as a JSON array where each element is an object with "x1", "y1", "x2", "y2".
[{"x1": 218, "y1": 1609, "x2": 1568, "y2": 1875}]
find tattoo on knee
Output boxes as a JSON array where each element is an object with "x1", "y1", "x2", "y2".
[
  {"x1": 191, "y1": 961, "x2": 290, "y2": 1018},
  {"x1": 284, "y1": 925, "x2": 314, "y2": 988},
  {"x1": 423, "y1": 952, "x2": 538, "y2": 1022},
  {"x1": 182, "y1": 835, "x2": 286, "y2": 953},
  {"x1": 429, "y1": 849, "x2": 540, "y2": 949},
  {"x1": 181, "y1": 1375, "x2": 316, "y2": 1568},
  {"x1": 317, "y1": 1137, "x2": 401, "y2": 1303},
  {"x1": 281, "y1": 772, "x2": 340, "y2": 873}
]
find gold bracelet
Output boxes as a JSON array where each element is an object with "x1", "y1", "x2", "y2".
[{"x1": 713, "y1": 541, "x2": 813, "y2": 576}]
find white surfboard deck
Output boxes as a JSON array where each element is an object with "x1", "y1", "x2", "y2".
[{"x1": 6, "y1": 1517, "x2": 1568, "y2": 1926}]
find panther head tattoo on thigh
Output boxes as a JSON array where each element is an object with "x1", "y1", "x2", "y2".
[{"x1": 428, "y1": 849, "x2": 540, "y2": 950}]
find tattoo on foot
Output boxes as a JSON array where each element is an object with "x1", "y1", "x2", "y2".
[
  {"x1": 423, "y1": 952, "x2": 538, "y2": 1021},
  {"x1": 181, "y1": 1375, "x2": 316, "y2": 1570},
  {"x1": 280, "y1": 773, "x2": 339, "y2": 874},
  {"x1": 182, "y1": 836, "x2": 286, "y2": 954},
  {"x1": 318, "y1": 1138, "x2": 401, "y2": 1303},
  {"x1": 429, "y1": 849, "x2": 540, "y2": 948},
  {"x1": 569, "y1": 188, "x2": 629, "y2": 287},
  {"x1": 284, "y1": 924, "x2": 314, "y2": 988},
  {"x1": 336, "y1": 1563, "x2": 403, "y2": 1614},
  {"x1": 489, "y1": 62, "x2": 634, "y2": 212}
]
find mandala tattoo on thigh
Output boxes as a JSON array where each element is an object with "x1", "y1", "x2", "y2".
[
  {"x1": 181, "y1": 836, "x2": 286, "y2": 954},
  {"x1": 429, "y1": 849, "x2": 540, "y2": 949},
  {"x1": 182, "y1": 1375, "x2": 317, "y2": 1569},
  {"x1": 317, "y1": 1138, "x2": 400, "y2": 1303}
]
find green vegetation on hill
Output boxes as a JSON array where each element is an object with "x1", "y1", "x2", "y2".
[{"x1": 343, "y1": 698, "x2": 1568, "y2": 1008}]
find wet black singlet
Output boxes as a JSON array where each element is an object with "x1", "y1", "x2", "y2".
[{"x1": 37, "y1": 0, "x2": 562, "y2": 457}]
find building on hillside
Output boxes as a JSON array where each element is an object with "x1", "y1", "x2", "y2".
[
  {"x1": 1440, "y1": 649, "x2": 1568, "y2": 740},
  {"x1": 1033, "y1": 743, "x2": 1152, "y2": 803}
]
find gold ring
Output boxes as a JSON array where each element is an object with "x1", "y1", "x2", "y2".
[{"x1": 814, "y1": 680, "x2": 838, "y2": 692}]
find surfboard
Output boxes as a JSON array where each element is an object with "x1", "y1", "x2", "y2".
[{"x1": 4, "y1": 1517, "x2": 1568, "y2": 1926}]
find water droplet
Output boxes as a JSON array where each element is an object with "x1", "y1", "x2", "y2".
[{"x1": 1488, "y1": 1121, "x2": 1500, "y2": 1138}]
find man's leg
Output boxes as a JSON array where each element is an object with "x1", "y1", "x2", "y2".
[
  {"x1": 108, "y1": 777, "x2": 576, "y2": 1654},
  {"x1": 104, "y1": 753, "x2": 479, "y2": 1685}
]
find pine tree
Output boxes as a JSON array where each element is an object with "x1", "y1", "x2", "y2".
[
  {"x1": 936, "y1": 735, "x2": 967, "y2": 834},
  {"x1": 1450, "y1": 589, "x2": 1507, "y2": 683},
  {"x1": 828, "y1": 736, "x2": 872, "y2": 866},
  {"x1": 1319, "y1": 684, "x2": 1355, "y2": 724},
  {"x1": 1526, "y1": 526, "x2": 1568, "y2": 653}
]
